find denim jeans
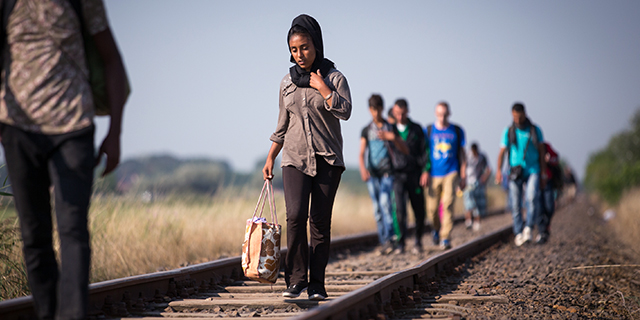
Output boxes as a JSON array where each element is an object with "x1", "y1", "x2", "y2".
[
  {"x1": 463, "y1": 181, "x2": 487, "y2": 218},
  {"x1": 509, "y1": 173, "x2": 540, "y2": 235},
  {"x1": 537, "y1": 183, "x2": 555, "y2": 235},
  {"x1": 366, "y1": 175, "x2": 395, "y2": 245},
  {"x1": 1, "y1": 124, "x2": 94, "y2": 320}
]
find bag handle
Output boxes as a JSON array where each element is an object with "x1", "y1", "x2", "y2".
[{"x1": 250, "y1": 180, "x2": 278, "y2": 225}]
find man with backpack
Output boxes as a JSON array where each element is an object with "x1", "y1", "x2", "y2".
[
  {"x1": 359, "y1": 94, "x2": 408, "y2": 255},
  {"x1": 420, "y1": 101, "x2": 466, "y2": 250},
  {"x1": 495, "y1": 103, "x2": 546, "y2": 247},
  {"x1": 389, "y1": 98, "x2": 427, "y2": 254},
  {"x1": 0, "y1": 1, "x2": 128, "y2": 318}
]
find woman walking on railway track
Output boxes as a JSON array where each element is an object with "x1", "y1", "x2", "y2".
[{"x1": 262, "y1": 14, "x2": 352, "y2": 301}]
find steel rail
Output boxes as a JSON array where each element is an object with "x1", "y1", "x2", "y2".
[
  {"x1": 0, "y1": 232, "x2": 379, "y2": 319},
  {"x1": 0, "y1": 209, "x2": 506, "y2": 320},
  {"x1": 294, "y1": 224, "x2": 513, "y2": 320}
]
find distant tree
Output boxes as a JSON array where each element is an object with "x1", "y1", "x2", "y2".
[{"x1": 585, "y1": 108, "x2": 640, "y2": 203}]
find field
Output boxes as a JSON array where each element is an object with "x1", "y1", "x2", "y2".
[
  {"x1": 594, "y1": 188, "x2": 640, "y2": 255},
  {"x1": 0, "y1": 185, "x2": 507, "y2": 301}
]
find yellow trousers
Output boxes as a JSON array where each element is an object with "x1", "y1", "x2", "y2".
[{"x1": 427, "y1": 171, "x2": 459, "y2": 241}]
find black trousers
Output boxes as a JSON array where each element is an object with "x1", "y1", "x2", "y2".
[
  {"x1": 2, "y1": 124, "x2": 95, "y2": 320},
  {"x1": 281, "y1": 156, "x2": 342, "y2": 291},
  {"x1": 393, "y1": 171, "x2": 426, "y2": 247},
  {"x1": 537, "y1": 183, "x2": 555, "y2": 235}
]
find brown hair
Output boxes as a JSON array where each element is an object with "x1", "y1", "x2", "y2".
[
  {"x1": 369, "y1": 94, "x2": 384, "y2": 110},
  {"x1": 512, "y1": 102, "x2": 526, "y2": 113}
]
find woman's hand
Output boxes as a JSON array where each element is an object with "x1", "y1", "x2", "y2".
[
  {"x1": 310, "y1": 70, "x2": 332, "y2": 104},
  {"x1": 263, "y1": 159, "x2": 274, "y2": 180}
]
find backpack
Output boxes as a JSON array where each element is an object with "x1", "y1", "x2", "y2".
[
  {"x1": 506, "y1": 124, "x2": 539, "y2": 166},
  {"x1": 1, "y1": 0, "x2": 130, "y2": 116},
  {"x1": 544, "y1": 143, "x2": 564, "y2": 190},
  {"x1": 507, "y1": 124, "x2": 538, "y2": 149},
  {"x1": 425, "y1": 124, "x2": 464, "y2": 173}
]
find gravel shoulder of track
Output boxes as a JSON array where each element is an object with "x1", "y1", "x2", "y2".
[
  {"x1": 326, "y1": 208, "x2": 514, "y2": 276},
  {"x1": 437, "y1": 195, "x2": 640, "y2": 320}
]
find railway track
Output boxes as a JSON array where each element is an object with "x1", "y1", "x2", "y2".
[{"x1": 0, "y1": 210, "x2": 512, "y2": 320}]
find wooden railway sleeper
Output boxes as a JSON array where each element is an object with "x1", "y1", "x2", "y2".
[
  {"x1": 367, "y1": 302, "x2": 387, "y2": 320},
  {"x1": 0, "y1": 211, "x2": 511, "y2": 320}
]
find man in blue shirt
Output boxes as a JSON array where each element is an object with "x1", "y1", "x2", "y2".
[
  {"x1": 420, "y1": 102, "x2": 466, "y2": 250},
  {"x1": 495, "y1": 103, "x2": 546, "y2": 246}
]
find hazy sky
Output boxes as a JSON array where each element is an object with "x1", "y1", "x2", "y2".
[{"x1": 96, "y1": 1, "x2": 640, "y2": 179}]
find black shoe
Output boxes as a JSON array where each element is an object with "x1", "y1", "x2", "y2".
[
  {"x1": 376, "y1": 242, "x2": 394, "y2": 255},
  {"x1": 440, "y1": 239, "x2": 452, "y2": 250},
  {"x1": 308, "y1": 288, "x2": 328, "y2": 301},
  {"x1": 393, "y1": 244, "x2": 405, "y2": 254},
  {"x1": 535, "y1": 232, "x2": 549, "y2": 244},
  {"x1": 283, "y1": 283, "x2": 308, "y2": 298}
]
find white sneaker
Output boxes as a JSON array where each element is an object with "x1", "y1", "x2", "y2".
[
  {"x1": 514, "y1": 233, "x2": 526, "y2": 246},
  {"x1": 523, "y1": 226, "x2": 532, "y2": 242},
  {"x1": 472, "y1": 221, "x2": 481, "y2": 231},
  {"x1": 465, "y1": 218, "x2": 473, "y2": 229}
]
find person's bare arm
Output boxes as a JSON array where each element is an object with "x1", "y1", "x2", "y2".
[
  {"x1": 420, "y1": 171, "x2": 430, "y2": 188},
  {"x1": 358, "y1": 137, "x2": 370, "y2": 182},
  {"x1": 93, "y1": 27, "x2": 127, "y2": 177},
  {"x1": 420, "y1": 143, "x2": 430, "y2": 187},
  {"x1": 495, "y1": 147, "x2": 506, "y2": 184},
  {"x1": 263, "y1": 142, "x2": 283, "y2": 180},
  {"x1": 377, "y1": 130, "x2": 409, "y2": 155},
  {"x1": 459, "y1": 147, "x2": 467, "y2": 189},
  {"x1": 481, "y1": 165, "x2": 492, "y2": 184}
]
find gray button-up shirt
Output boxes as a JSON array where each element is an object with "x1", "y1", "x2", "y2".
[{"x1": 270, "y1": 69, "x2": 352, "y2": 176}]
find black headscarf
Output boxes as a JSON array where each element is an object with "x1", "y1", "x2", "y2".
[{"x1": 287, "y1": 14, "x2": 335, "y2": 88}]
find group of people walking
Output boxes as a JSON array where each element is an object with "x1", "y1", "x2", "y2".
[
  {"x1": 1, "y1": 7, "x2": 575, "y2": 316},
  {"x1": 360, "y1": 98, "x2": 568, "y2": 255},
  {"x1": 360, "y1": 98, "x2": 492, "y2": 253},
  {"x1": 264, "y1": 13, "x2": 570, "y2": 302}
]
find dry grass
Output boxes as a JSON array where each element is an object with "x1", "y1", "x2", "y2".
[
  {"x1": 0, "y1": 217, "x2": 28, "y2": 300},
  {"x1": 0, "y1": 196, "x2": 27, "y2": 301},
  {"x1": 88, "y1": 188, "x2": 377, "y2": 283},
  {"x1": 610, "y1": 188, "x2": 640, "y2": 254},
  {"x1": 88, "y1": 185, "x2": 506, "y2": 283},
  {"x1": 1, "y1": 184, "x2": 507, "y2": 300}
]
